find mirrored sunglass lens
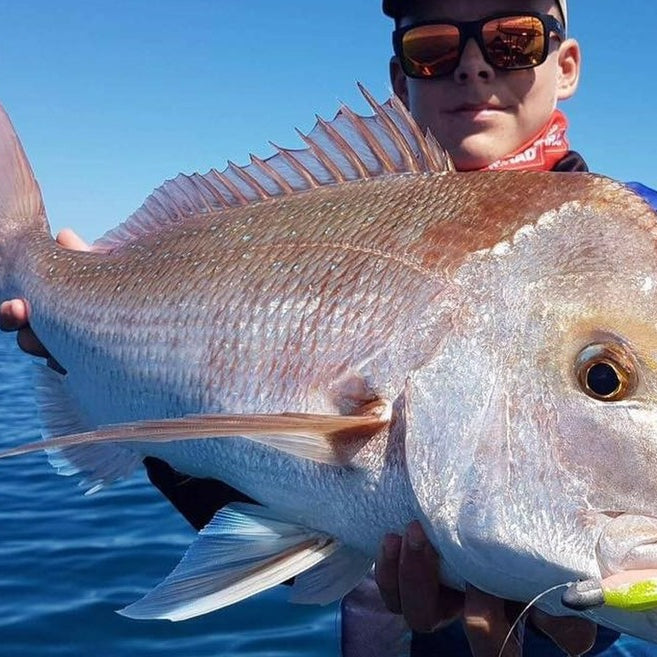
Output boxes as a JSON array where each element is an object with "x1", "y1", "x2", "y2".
[
  {"x1": 482, "y1": 16, "x2": 545, "y2": 69},
  {"x1": 402, "y1": 24, "x2": 460, "y2": 77}
]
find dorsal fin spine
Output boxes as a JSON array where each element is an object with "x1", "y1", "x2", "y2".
[
  {"x1": 295, "y1": 128, "x2": 347, "y2": 185},
  {"x1": 169, "y1": 176, "x2": 202, "y2": 216},
  {"x1": 151, "y1": 189, "x2": 179, "y2": 221},
  {"x1": 144, "y1": 196, "x2": 174, "y2": 227},
  {"x1": 388, "y1": 94, "x2": 430, "y2": 172},
  {"x1": 185, "y1": 174, "x2": 215, "y2": 213},
  {"x1": 227, "y1": 161, "x2": 270, "y2": 201},
  {"x1": 425, "y1": 130, "x2": 456, "y2": 172},
  {"x1": 208, "y1": 168, "x2": 249, "y2": 206},
  {"x1": 191, "y1": 172, "x2": 231, "y2": 209},
  {"x1": 93, "y1": 86, "x2": 455, "y2": 252},
  {"x1": 339, "y1": 103, "x2": 396, "y2": 175},
  {"x1": 270, "y1": 143, "x2": 321, "y2": 189},
  {"x1": 249, "y1": 154, "x2": 295, "y2": 194},
  {"x1": 316, "y1": 115, "x2": 369, "y2": 178},
  {"x1": 361, "y1": 89, "x2": 421, "y2": 174}
]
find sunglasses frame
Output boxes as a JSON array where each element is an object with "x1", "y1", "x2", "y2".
[{"x1": 393, "y1": 11, "x2": 565, "y2": 79}]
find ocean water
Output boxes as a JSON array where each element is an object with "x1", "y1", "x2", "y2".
[{"x1": 0, "y1": 333, "x2": 340, "y2": 656}]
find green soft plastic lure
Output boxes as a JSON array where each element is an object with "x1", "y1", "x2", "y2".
[{"x1": 563, "y1": 570, "x2": 657, "y2": 612}]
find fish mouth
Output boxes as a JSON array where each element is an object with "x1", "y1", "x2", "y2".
[
  {"x1": 596, "y1": 513, "x2": 657, "y2": 577},
  {"x1": 562, "y1": 513, "x2": 657, "y2": 612}
]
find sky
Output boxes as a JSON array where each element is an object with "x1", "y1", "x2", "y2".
[{"x1": 0, "y1": 1, "x2": 655, "y2": 242}]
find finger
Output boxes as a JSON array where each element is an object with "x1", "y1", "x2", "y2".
[
  {"x1": 0, "y1": 298, "x2": 29, "y2": 331},
  {"x1": 398, "y1": 521, "x2": 461, "y2": 632},
  {"x1": 374, "y1": 533, "x2": 402, "y2": 613},
  {"x1": 463, "y1": 585, "x2": 521, "y2": 657},
  {"x1": 55, "y1": 228, "x2": 90, "y2": 251},
  {"x1": 530, "y1": 608, "x2": 596, "y2": 656},
  {"x1": 17, "y1": 327, "x2": 50, "y2": 358}
]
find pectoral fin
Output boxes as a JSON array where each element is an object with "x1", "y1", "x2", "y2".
[
  {"x1": 0, "y1": 399, "x2": 391, "y2": 466},
  {"x1": 119, "y1": 503, "x2": 339, "y2": 621}
]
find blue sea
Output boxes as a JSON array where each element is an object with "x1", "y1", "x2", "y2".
[{"x1": 0, "y1": 333, "x2": 340, "y2": 656}]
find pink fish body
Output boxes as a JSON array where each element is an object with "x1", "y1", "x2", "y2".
[{"x1": 2, "y1": 89, "x2": 657, "y2": 641}]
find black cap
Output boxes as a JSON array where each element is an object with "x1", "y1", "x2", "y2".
[
  {"x1": 382, "y1": 0, "x2": 410, "y2": 19},
  {"x1": 383, "y1": 1, "x2": 567, "y2": 30}
]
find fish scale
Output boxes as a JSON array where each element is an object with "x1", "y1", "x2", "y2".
[{"x1": 20, "y1": 178, "x2": 446, "y2": 423}]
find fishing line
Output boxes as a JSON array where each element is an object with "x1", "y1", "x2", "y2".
[{"x1": 497, "y1": 582, "x2": 573, "y2": 657}]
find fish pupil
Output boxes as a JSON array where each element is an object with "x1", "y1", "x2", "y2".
[{"x1": 587, "y1": 362, "x2": 621, "y2": 397}]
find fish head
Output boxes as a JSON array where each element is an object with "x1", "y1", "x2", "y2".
[{"x1": 403, "y1": 175, "x2": 657, "y2": 628}]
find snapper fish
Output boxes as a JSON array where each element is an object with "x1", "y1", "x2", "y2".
[{"x1": 2, "y1": 86, "x2": 657, "y2": 642}]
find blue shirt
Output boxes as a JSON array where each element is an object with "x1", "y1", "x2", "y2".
[{"x1": 627, "y1": 182, "x2": 657, "y2": 208}]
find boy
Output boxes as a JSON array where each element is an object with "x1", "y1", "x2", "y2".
[{"x1": 2, "y1": 1, "x2": 657, "y2": 655}]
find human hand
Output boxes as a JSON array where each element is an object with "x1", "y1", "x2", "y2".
[
  {"x1": 463, "y1": 585, "x2": 596, "y2": 657},
  {"x1": 0, "y1": 229, "x2": 90, "y2": 367},
  {"x1": 374, "y1": 521, "x2": 597, "y2": 656}
]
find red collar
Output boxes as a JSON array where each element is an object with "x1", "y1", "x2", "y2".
[{"x1": 484, "y1": 110, "x2": 570, "y2": 172}]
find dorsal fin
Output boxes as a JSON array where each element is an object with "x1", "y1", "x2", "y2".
[{"x1": 94, "y1": 84, "x2": 454, "y2": 251}]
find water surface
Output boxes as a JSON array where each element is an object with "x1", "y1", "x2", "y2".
[{"x1": 0, "y1": 333, "x2": 340, "y2": 656}]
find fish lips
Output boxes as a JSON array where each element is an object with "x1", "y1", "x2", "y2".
[{"x1": 596, "y1": 513, "x2": 657, "y2": 576}]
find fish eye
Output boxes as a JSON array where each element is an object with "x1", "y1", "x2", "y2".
[{"x1": 575, "y1": 343, "x2": 637, "y2": 402}]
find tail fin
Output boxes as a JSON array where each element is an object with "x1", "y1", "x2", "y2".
[{"x1": 0, "y1": 104, "x2": 48, "y2": 239}]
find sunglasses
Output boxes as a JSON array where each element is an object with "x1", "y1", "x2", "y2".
[{"x1": 393, "y1": 12, "x2": 565, "y2": 79}]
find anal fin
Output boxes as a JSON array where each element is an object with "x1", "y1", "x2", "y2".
[{"x1": 119, "y1": 503, "x2": 339, "y2": 621}]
